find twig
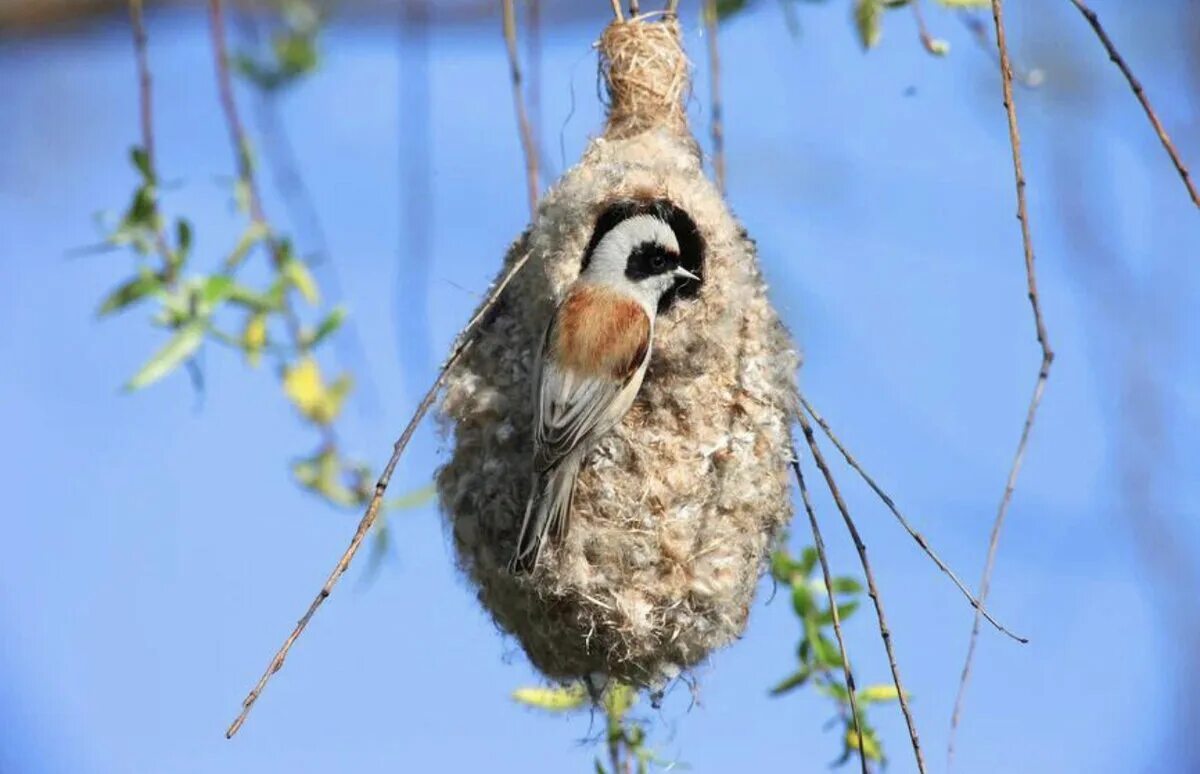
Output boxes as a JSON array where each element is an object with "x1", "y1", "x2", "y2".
[
  {"x1": 959, "y1": 13, "x2": 1044, "y2": 89},
  {"x1": 127, "y1": 0, "x2": 177, "y2": 281},
  {"x1": 502, "y1": 0, "x2": 540, "y2": 215},
  {"x1": 665, "y1": 0, "x2": 679, "y2": 17},
  {"x1": 796, "y1": 411, "x2": 926, "y2": 774},
  {"x1": 702, "y1": 0, "x2": 725, "y2": 193},
  {"x1": 791, "y1": 453, "x2": 868, "y2": 774},
  {"x1": 610, "y1": 0, "x2": 624, "y2": 23},
  {"x1": 1065, "y1": 0, "x2": 1199, "y2": 208},
  {"x1": 207, "y1": 0, "x2": 337, "y2": 444},
  {"x1": 798, "y1": 395, "x2": 1026, "y2": 644},
  {"x1": 948, "y1": 0, "x2": 1054, "y2": 765},
  {"x1": 225, "y1": 248, "x2": 532, "y2": 738},
  {"x1": 233, "y1": 7, "x2": 381, "y2": 414},
  {"x1": 629, "y1": 0, "x2": 640, "y2": 17},
  {"x1": 910, "y1": 0, "x2": 941, "y2": 56}
]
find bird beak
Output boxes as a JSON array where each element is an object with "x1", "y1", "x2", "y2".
[{"x1": 673, "y1": 267, "x2": 699, "y2": 282}]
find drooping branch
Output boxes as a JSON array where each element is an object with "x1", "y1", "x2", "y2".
[
  {"x1": 798, "y1": 396, "x2": 1026, "y2": 643},
  {"x1": 949, "y1": 0, "x2": 1054, "y2": 764},
  {"x1": 702, "y1": 0, "x2": 726, "y2": 193},
  {"x1": 796, "y1": 411, "x2": 926, "y2": 774},
  {"x1": 225, "y1": 247, "x2": 531, "y2": 738},
  {"x1": 1065, "y1": 0, "x2": 1199, "y2": 208},
  {"x1": 791, "y1": 454, "x2": 869, "y2": 774},
  {"x1": 502, "y1": 0, "x2": 540, "y2": 215}
]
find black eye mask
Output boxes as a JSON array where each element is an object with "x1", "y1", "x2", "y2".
[{"x1": 580, "y1": 198, "x2": 705, "y2": 313}]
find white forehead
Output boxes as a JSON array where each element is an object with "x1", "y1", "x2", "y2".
[{"x1": 607, "y1": 214, "x2": 679, "y2": 253}]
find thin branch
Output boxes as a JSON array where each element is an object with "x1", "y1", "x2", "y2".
[
  {"x1": 948, "y1": 0, "x2": 1055, "y2": 765},
  {"x1": 502, "y1": 0, "x2": 540, "y2": 215},
  {"x1": 206, "y1": 0, "x2": 336, "y2": 444},
  {"x1": 665, "y1": 0, "x2": 679, "y2": 17},
  {"x1": 798, "y1": 395, "x2": 1026, "y2": 644},
  {"x1": 233, "y1": 7, "x2": 381, "y2": 414},
  {"x1": 610, "y1": 0, "x2": 624, "y2": 23},
  {"x1": 702, "y1": 0, "x2": 726, "y2": 193},
  {"x1": 791, "y1": 453, "x2": 869, "y2": 774},
  {"x1": 910, "y1": 0, "x2": 942, "y2": 56},
  {"x1": 225, "y1": 248, "x2": 532, "y2": 738},
  {"x1": 127, "y1": 0, "x2": 177, "y2": 281},
  {"x1": 959, "y1": 12, "x2": 1044, "y2": 89},
  {"x1": 1065, "y1": 0, "x2": 1199, "y2": 208},
  {"x1": 629, "y1": 0, "x2": 640, "y2": 17},
  {"x1": 796, "y1": 411, "x2": 926, "y2": 774}
]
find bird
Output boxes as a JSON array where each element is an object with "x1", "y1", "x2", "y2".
[{"x1": 511, "y1": 213, "x2": 699, "y2": 572}]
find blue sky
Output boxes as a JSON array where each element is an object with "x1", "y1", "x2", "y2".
[{"x1": 2, "y1": 1, "x2": 1198, "y2": 772}]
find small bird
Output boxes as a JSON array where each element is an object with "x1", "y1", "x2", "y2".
[{"x1": 511, "y1": 214, "x2": 699, "y2": 572}]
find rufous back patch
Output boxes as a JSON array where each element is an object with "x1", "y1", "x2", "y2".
[{"x1": 555, "y1": 286, "x2": 651, "y2": 380}]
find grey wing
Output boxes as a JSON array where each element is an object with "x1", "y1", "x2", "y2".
[
  {"x1": 530, "y1": 317, "x2": 643, "y2": 474},
  {"x1": 532, "y1": 356, "x2": 627, "y2": 473}
]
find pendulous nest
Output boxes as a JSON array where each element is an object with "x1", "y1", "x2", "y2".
[{"x1": 435, "y1": 15, "x2": 800, "y2": 689}]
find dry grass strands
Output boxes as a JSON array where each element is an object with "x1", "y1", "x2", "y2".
[
  {"x1": 600, "y1": 17, "x2": 690, "y2": 141},
  {"x1": 437, "y1": 16, "x2": 799, "y2": 688}
]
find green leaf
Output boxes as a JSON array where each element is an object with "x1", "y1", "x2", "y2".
[
  {"x1": 769, "y1": 668, "x2": 812, "y2": 696},
  {"x1": 307, "y1": 306, "x2": 346, "y2": 349},
  {"x1": 126, "y1": 321, "x2": 206, "y2": 390},
  {"x1": 791, "y1": 583, "x2": 815, "y2": 617},
  {"x1": 97, "y1": 272, "x2": 163, "y2": 316},
  {"x1": 858, "y1": 684, "x2": 902, "y2": 703},
  {"x1": 770, "y1": 550, "x2": 798, "y2": 583},
  {"x1": 854, "y1": 0, "x2": 883, "y2": 50},
  {"x1": 816, "y1": 600, "x2": 861, "y2": 625},
  {"x1": 130, "y1": 146, "x2": 153, "y2": 181},
  {"x1": 174, "y1": 218, "x2": 193, "y2": 266},
  {"x1": 227, "y1": 284, "x2": 276, "y2": 313},
  {"x1": 281, "y1": 253, "x2": 320, "y2": 305},
  {"x1": 831, "y1": 577, "x2": 864, "y2": 594},
  {"x1": 242, "y1": 312, "x2": 268, "y2": 367},
  {"x1": 604, "y1": 682, "x2": 636, "y2": 721},
  {"x1": 512, "y1": 684, "x2": 588, "y2": 712},
  {"x1": 594, "y1": 760, "x2": 608, "y2": 774},
  {"x1": 200, "y1": 275, "x2": 235, "y2": 306},
  {"x1": 225, "y1": 222, "x2": 270, "y2": 270},
  {"x1": 715, "y1": 0, "x2": 749, "y2": 20},
  {"x1": 846, "y1": 726, "x2": 885, "y2": 762},
  {"x1": 818, "y1": 679, "x2": 850, "y2": 702},
  {"x1": 798, "y1": 546, "x2": 819, "y2": 576},
  {"x1": 814, "y1": 633, "x2": 843, "y2": 669},
  {"x1": 386, "y1": 483, "x2": 437, "y2": 511}
]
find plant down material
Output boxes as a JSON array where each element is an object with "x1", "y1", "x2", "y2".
[{"x1": 436, "y1": 15, "x2": 799, "y2": 688}]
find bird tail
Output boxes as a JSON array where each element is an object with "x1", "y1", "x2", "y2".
[{"x1": 510, "y1": 458, "x2": 580, "y2": 573}]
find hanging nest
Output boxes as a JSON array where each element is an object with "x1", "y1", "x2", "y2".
[{"x1": 436, "y1": 15, "x2": 800, "y2": 689}]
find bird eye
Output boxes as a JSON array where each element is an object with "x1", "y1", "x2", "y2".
[{"x1": 650, "y1": 253, "x2": 667, "y2": 271}]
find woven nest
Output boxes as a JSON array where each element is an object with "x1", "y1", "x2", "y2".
[{"x1": 436, "y1": 16, "x2": 800, "y2": 688}]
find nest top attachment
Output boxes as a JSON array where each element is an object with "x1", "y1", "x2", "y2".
[{"x1": 600, "y1": 16, "x2": 690, "y2": 141}]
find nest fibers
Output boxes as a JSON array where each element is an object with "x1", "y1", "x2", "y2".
[{"x1": 436, "y1": 15, "x2": 800, "y2": 688}]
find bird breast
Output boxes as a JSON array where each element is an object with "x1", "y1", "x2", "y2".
[{"x1": 552, "y1": 286, "x2": 651, "y2": 381}]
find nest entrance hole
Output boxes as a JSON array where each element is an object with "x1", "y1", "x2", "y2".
[{"x1": 580, "y1": 197, "x2": 706, "y2": 314}]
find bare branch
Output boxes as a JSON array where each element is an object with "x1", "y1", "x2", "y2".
[
  {"x1": 502, "y1": 0, "x2": 540, "y2": 215},
  {"x1": 798, "y1": 395, "x2": 1026, "y2": 644},
  {"x1": 949, "y1": 0, "x2": 1055, "y2": 764},
  {"x1": 610, "y1": 0, "x2": 624, "y2": 23},
  {"x1": 958, "y1": 12, "x2": 1044, "y2": 89},
  {"x1": 702, "y1": 0, "x2": 726, "y2": 193},
  {"x1": 225, "y1": 247, "x2": 532, "y2": 738},
  {"x1": 796, "y1": 411, "x2": 926, "y2": 774},
  {"x1": 791, "y1": 453, "x2": 869, "y2": 774},
  {"x1": 1065, "y1": 0, "x2": 1199, "y2": 208}
]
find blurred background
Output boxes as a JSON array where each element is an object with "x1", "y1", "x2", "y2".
[{"x1": 2, "y1": 0, "x2": 1198, "y2": 772}]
